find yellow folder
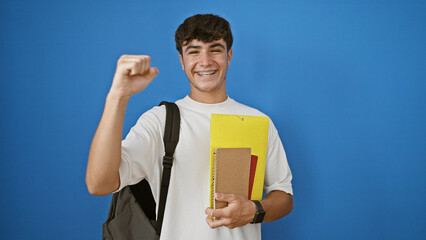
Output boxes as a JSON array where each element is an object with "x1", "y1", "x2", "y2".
[{"x1": 209, "y1": 114, "x2": 269, "y2": 209}]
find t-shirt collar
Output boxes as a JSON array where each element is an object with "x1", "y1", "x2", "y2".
[{"x1": 181, "y1": 95, "x2": 234, "y2": 111}]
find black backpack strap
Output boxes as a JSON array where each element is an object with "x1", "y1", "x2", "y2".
[{"x1": 156, "y1": 101, "x2": 180, "y2": 236}]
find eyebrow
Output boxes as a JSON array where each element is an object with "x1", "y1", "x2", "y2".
[
  {"x1": 185, "y1": 45, "x2": 201, "y2": 53},
  {"x1": 209, "y1": 43, "x2": 225, "y2": 49},
  {"x1": 184, "y1": 43, "x2": 226, "y2": 53}
]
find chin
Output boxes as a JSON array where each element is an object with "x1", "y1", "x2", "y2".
[
  {"x1": 190, "y1": 83, "x2": 218, "y2": 93},
  {"x1": 197, "y1": 87, "x2": 217, "y2": 93}
]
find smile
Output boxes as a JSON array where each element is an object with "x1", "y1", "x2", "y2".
[{"x1": 196, "y1": 70, "x2": 216, "y2": 76}]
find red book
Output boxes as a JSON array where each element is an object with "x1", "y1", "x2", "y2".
[{"x1": 248, "y1": 155, "x2": 258, "y2": 199}]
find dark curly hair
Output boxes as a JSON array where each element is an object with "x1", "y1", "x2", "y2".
[{"x1": 175, "y1": 14, "x2": 233, "y2": 55}]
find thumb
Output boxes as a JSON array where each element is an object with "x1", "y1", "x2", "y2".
[{"x1": 145, "y1": 67, "x2": 159, "y2": 80}]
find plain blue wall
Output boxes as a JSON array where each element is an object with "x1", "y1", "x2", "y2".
[{"x1": 1, "y1": 1, "x2": 425, "y2": 239}]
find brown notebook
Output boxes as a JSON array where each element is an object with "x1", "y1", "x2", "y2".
[{"x1": 214, "y1": 148, "x2": 251, "y2": 209}]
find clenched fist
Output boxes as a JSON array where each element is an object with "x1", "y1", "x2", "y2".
[{"x1": 109, "y1": 55, "x2": 159, "y2": 98}]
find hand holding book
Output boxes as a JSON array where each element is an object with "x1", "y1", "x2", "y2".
[{"x1": 205, "y1": 193, "x2": 257, "y2": 229}]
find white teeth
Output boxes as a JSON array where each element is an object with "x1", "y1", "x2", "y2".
[{"x1": 197, "y1": 71, "x2": 216, "y2": 76}]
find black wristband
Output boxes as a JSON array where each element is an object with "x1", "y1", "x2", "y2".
[{"x1": 250, "y1": 200, "x2": 266, "y2": 224}]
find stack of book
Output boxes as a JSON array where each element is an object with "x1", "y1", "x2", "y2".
[{"x1": 209, "y1": 114, "x2": 269, "y2": 210}]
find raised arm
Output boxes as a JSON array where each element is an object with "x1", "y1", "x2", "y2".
[{"x1": 86, "y1": 55, "x2": 158, "y2": 196}]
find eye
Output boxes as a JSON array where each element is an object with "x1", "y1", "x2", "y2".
[
  {"x1": 188, "y1": 50, "x2": 199, "y2": 55},
  {"x1": 211, "y1": 49, "x2": 222, "y2": 53}
]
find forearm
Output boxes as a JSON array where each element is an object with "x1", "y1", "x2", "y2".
[
  {"x1": 86, "y1": 93, "x2": 130, "y2": 196},
  {"x1": 260, "y1": 190, "x2": 293, "y2": 222}
]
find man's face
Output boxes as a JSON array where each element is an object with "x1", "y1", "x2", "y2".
[{"x1": 179, "y1": 39, "x2": 232, "y2": 96}]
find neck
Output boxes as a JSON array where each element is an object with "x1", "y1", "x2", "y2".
[{"x1": 188, "y1": 91, "x2": 228, "y2": 104}]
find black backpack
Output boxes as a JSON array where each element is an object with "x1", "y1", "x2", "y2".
[{"x1": 102, "y1": 101, "x2": 180, "y2": 240}]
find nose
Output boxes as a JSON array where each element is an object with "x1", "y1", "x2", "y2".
[{"x1": 199, "y1": 51, "x2": 213, "y2": 67}]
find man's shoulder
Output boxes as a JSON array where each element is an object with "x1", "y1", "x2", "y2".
[{"x1": 136, "y1": 104, "x2": 167, "y2": 125}]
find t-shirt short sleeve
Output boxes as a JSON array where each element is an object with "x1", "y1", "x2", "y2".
[
  {"x1": 115, "y1": 107, "x2": 165, "y2": 192},
  {"x1": 263, "y1": 120, "x2": 293, "y2": 196}
]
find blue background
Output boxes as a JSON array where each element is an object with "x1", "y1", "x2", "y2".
[{"x1": 1, "y1": 0, "x2": 425, "y2": 239}]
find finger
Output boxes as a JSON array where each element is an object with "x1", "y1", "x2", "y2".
[
  {"x1": 118, "y1": 55, "x2": 150, "y2": 63},
  {"x1": 137, "y1": 56, "x2": 150, "y2": 75},
  {"x1": 118, "y1": 56, "x2": 151, "y2": 75},
  {"x1": 136, "y1": 56, "x2": 151, "y2": 75},
  {"x1": 127, "y1": 59, "x2": 148, "y2": 76},
  {"x1": 205, "y1": 207, "x2": 211, "y2": 216},
  {"x1": 215, "y1": 193, "x2": 237, "y2": 203},
  {"x1": 145, "y1": 67, "x2": 159, "y2": 80},
  {"x1": 119, "y1": 59, "x2": 154, "y2": 77},
  {"x1": 205, "y1": 207, "x2": 228, "y2": 218},
  {"x1": 206, "y1": 216, "x2": 231, "y2": 229},
  {"x1": 206, "y1": 216, "x2": 216, "y2": 229},
  {"x1": 205, "y1": 207, "x2": 215, "y2": 218},
  {"x1": 116, "y1": 61, "x2": 139, "y2": 76},
  {"x1": 205, "y1": 207, "x2": 218, "y2": 218}
]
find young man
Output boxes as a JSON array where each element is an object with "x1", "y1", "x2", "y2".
[{"x1": 86, "y1": 14, "x2": 293, "y2": 239}]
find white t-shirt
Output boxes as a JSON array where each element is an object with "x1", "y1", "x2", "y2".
[{"x1": 118, "y1": 96, "x2": 293, "y2": 240}]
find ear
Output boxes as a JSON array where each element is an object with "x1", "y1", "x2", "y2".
[
  {"x1": 178, "y1": 53, "x2": 185, "y2": 71},
  {"x1": 227, "y1": 48, "x2": 233, "y2": 66}
]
